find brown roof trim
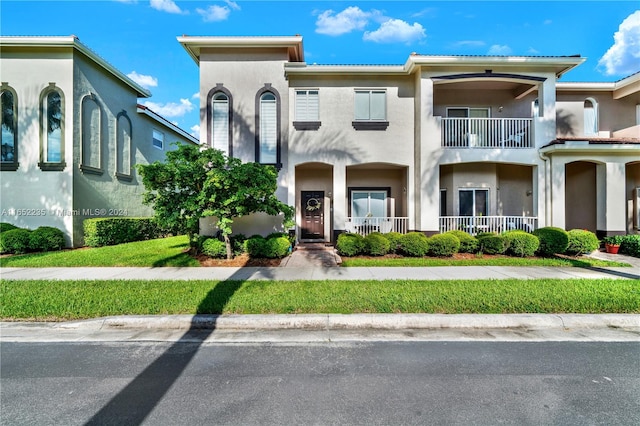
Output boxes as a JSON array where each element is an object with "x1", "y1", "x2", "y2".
[{"x1": 544, "y1": 137, "x2": 640, "y2": 148}]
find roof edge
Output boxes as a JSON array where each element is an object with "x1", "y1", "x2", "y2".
[{"x1": 137, "y1": 104, "x2": 199, "y2": 145}]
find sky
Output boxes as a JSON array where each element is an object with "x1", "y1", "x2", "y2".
[{"x1": 1, "y1": 1, "x2": 639, "y2": 140}]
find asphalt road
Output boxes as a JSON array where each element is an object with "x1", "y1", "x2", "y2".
[{"x1": 2, "y1": 341, "x2": 639, "y2": 425}]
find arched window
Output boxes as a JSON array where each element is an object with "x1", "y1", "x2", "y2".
[
  {"x1": 255, "y1": 84, "x2": 281, "y2": 167},
  {"x1": 39, "y1": 84, "x2": 66, "y2": 171},
  {"x1": 116, "y1": 110, "x2": 132, "y2": 180},
  {"x1": 1, "y1": 83, "x2": 18, "y2": 171},
  {"x1": 80, "y1": 93, "x2": 102, "y2": 173},
  {"x1": 531, "y1": 99, "x2": 539, "y2": 118},
  {"x1": 584, "y1": 98, "x2": 598, "y2": 136},
  {"x1": 207, "y1": 84, "x2": 233, "y2": 156}
]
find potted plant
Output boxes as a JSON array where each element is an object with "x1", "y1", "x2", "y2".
[{"x1": 603, "y1": 235, "x2": 624, "y2": 254}]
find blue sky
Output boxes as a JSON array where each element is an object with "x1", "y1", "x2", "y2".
[{"x1": 2, "y1": 1, "x2": 639, "y2": 139}]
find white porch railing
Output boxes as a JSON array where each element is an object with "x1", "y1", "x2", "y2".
[
  {"x1": 346, "y1": 217, "x2": 409, "y2": 236},
  {"x1": 441, "y1": 118, "x2": 532, "y2": 148},
  {"x1": 439, "y1": 216, "x2": 538, "y2": 236}
]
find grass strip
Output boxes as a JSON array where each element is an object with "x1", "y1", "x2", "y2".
[{"x1": 2, "y1": 279, "x2": 638, "y2": 320}]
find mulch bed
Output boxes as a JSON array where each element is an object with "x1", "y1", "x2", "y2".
[{"x1": 196, "y1": 252, "x2": 283, "y2": 267}]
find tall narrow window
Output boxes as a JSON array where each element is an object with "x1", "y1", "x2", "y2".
[
  {"x1": 152, "y1": 129, "x2": 164, "y2": 150},
  {"x1": 212, "y1": 92, "x2": 230, "y2": 155},
  {"x1": 584, "y1": 98, "x2": 598, "y2": 136},
  {"x1": 459, "y1": 189, "x2": 488, "y2": 216},
  {"x1": 116, "y1": 111, "x2": 132, "y2": 180},
  {"x1": 80, "y1": 93, "x2": 102, "y2": 173},
  {"x1": 1, "y1": 84, "x2": 18, "y2": 171},
  {"x1": 39, "y1": 84, "x2": 66, "y2": 171},
  {"x1": 255, "y1": 85, "x2": 281, "y2": 166}
]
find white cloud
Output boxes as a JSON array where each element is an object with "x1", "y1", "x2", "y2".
[
  {"x1": 149, "y1": 0, "x2": 183, "y2": 14},
  {"x1": 192, "y1": 92, "x2": 200, "y2": 100},
  {"x1": 363, "y1": 19, "x2": 426, "y2": 44},
  {"x1": 315, "y1": 6, "x2": 372, "y2": 36},
  {"x1": 225, "y1": 0, "x2": 240, "y2": 11},
  {"x1": 487, "y1": 44, "x2": 512, "y2": 55},
  {"x1": 453, "y1": 40, "x2": 486, "y2": 48},
  {"x1": 197, "y1": 1, "x2": 241, "y2": 22},
  {"x1": 143, "y1": 98, "x2": 194, "y2": 118},
  {"x1": 190, "y1": 124, "x2": 200, "y2": 138},
  {"x1": 598, "y1": 10, "x2": 640, "y2": 76},
  {"x1": 126, "y1": 71, "x2": 158, "y2": 89}
]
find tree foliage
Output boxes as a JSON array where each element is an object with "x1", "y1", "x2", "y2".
[{"x1": 137, "y1": 144, "x2": 293, "y2": 258}]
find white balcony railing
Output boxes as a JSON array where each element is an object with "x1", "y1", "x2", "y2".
[
  {"x1": 441, "y1": 118, "x2": 533, "y2": 148},
  {"x1": 439, "y1": 216, "x2": 538, "y2": 236},
  {"x1": 346, "y1": 217, "x2": 409, "y2": 236}
]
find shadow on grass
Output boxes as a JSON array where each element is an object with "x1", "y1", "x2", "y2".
[
  {"x1": 84, "y1": 272, "x2": 254, "y2": 425},
  {"x1": 151, "y1": 252, "x2": 200, "y2": 267}
]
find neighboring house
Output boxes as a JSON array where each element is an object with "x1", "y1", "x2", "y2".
[
  {"x1": 0, "y1": 36, "x2": 198, "y2": 247},
  {"x1": 179, "y1": 35, "x2": 640, "y2": 242}
]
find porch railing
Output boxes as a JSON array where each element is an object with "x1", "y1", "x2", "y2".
[
  {"x1": 439, "y1": 216, "x2": 538, "y2": 236},
  {"x1": 346, "y1": 217, "x2": 409, "y2": 236},
  {"x1": 441, "y1": 118, "x2": 532, "y2": 148}
]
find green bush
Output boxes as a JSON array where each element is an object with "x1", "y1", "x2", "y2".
[
  {"x1": 566, "y1": 229, "x2": 600, "y2": 255},
  {"x1": 230, "y1": 234, "x2": 247, "y2": 256},
  {"x1": 383, "y1": 232, "x2": 403, "y2": 254},
  {"x1": 0, "y1": 222, "x2": 18, "y2": 233},
  {"x1": 264, "y1": 236, "x2": 291, "y2": 258},
  {"x1": 478, "y1": 234, "x2": 506, "y2": 255},
  {"x1": 532, "y1": 227, "x2": 569, "y2": 257},
  {"x1": 444, "y1": 230, "x2": 478, "y2": 253},
  {"x1": 83, "y1": 217, "x2": 162, "y2": 247},
  {"x1": 336, "y1": 233, "x2": 365, "y2": 257},
  {"x1": 28, "y1": 226, "x2": 65, "y2": 252},
  {"x1": 364, "y1": 232, "x2": 391, "y2": 256},
  {"x1": 0, "y1": 228, "x2": 31, "y2": 254},
  {"x1": 245, "y1": 235, "x2": 268, "y2": 258},
  {"x1": 502, "y1": 231, "x2": 539, "y2": 257},
  {"x1": 428, "y1": 233, "x2": 460, "y2": 257},
  {"x1": 201, "y1": 238, "x2": 227, "y2": 258},
  {"x1": 620, "y1": 235, "x2": 640, "y2": 258},
  {"x1": 399, "y1": 232, "x2": 429, "y2": 257}
]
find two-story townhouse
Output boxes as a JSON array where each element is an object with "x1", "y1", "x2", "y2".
[
  {"x1": 0, "y1": 36, "x2": 199, "y2": 246},
  {"x1": 180, "y1": 35, "x2": 639, "y2": 243}
]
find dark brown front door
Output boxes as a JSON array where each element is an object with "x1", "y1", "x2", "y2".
[{"x1": 301, "y1": 191, "x2": 324, "y2": 239}]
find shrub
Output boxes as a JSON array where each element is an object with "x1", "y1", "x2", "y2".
[
  {"x1": 28, "y1": 226, "x2": 65, "y2": 252},
  {"x1": 566, "y1": 229, "x2": 599, "y2": 255},
  {"x1": 398, "y1": 232, "x2": 429, "y2": 257},
  {"x1": 201, "y1": 238, "x2": 227, "y2": 258},
  {"x1": 0, "y1": 228, "x2": 31, "y2": 254},
  {"x1": 336, "y1": 233, "x2": 365, "y2": 257},
  {"x1": 383, "y1": 232, "x2": 403, "y2": 254},
  {"x1": 264, "y1": 236, "x2": 291, "y2": 258},
  {"x1": 245, "y1": 235, "x2": 268, "y2": 258},
  {"x1": 502, "y1": 231, "x2": 539, "y2": 257},
  {"x1": 364, "y1": 232, "x2": 391, "y2": 256},
  {"x1": 428, "y1": 233, "x2": 460, "y2": 257},
  {"x1": 230, "y1": 234, "x2": 247, "y2": 256},
  {"x1": 620, "y1": 235, "x2": 640, "y2": 258},
  {"x1": 478, "y1": 234, "x2": 506, "y2": 255},
  {"x1": 0, "y1": 222, "x2": 18, "y2": 233},
  {"x1": 444, "y1": 230, "x2": 478, "y2": 253},
  {"x1": 83, "y1": 217, "x2": 161, "y2": 247},
  {"x1": 532, "y1": 227, "x2": 569, "y2": 257}
]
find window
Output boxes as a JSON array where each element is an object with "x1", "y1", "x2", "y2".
[
  {"x1": 355, "y1": 90, "x2": 386, "y2": 121},
  {"x1": 80, "y1": 93, "x2": 102, "y2": 174},
  {"x1": 1, "y1": 83, "x2": 18, "y2": 171},
  {"x1": 212, "y1": 92, "x2": 230, "y2": 155},
  {"x1": 351, "y1": 190, "x2": 387, "y2": 218},
  {"x1": 459, "y1": 189, "x2": 488, "y2": 216},
  {"x1": 39, "y1": 84, "x2": 66, "y2": 171},
  {"x1": 295, "y1": 90, "x2": 319, "y2": 121},
  {"x1": 152, "y1": 129, "x2": 164, "y2": 150},
  {"x1": 255, "y1": 84, "x2": 281, "y2": 167},
  {"x1": 584, "y1": 98, "x2": 598, "y2": 136},
  {"x1": 440, "y1": 189, "x2": 447, "y2": 216},
  {"x1": 116, "y1": 111, "x2": 132, "y2": 180},
  {"x1": 532, "y1": 99, "x2": 539, "y2": 118}
]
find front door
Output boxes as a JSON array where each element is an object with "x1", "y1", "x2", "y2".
[{"x1": 301, "y1": 191, "x2": 324, "y2": 239}]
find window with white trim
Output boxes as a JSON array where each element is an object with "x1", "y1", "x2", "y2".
[
  {"x1": 354, "y1": 90, "x2": 386, "y2": 121},
  {"x1": 351, "y1": 190, "x2": 387, "y2": 218},
  {"x1": 584, "y1": 98, "x2": 598, "y2": 136},
  {"x1": 295, "y1": 89, "x2": 319, "y2": 121},
  {"x1": 152, "y1": 129, "x2": 164, "y2": 150},
  {"x1": 212, "y1": 92, "x2": 229, "y2": 155}
]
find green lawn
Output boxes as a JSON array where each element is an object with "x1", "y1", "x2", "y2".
[
  {"x1": 0, "y1": 235, "x2": 199, "y2": 267},
  {"x1": 1, "y1": 278, "x2": 638, "y2": 320}
]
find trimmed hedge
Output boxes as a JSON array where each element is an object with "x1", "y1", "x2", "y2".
[
  {"x1": 84, "y1": 218, "x2": 162, "y2": 247},
  {"x1": 28, "y1": 226, "x2": 65, "y2": 252},
  {"x1": 620, "y1": 235, "x2": 640, "y2": 258},
  {"x1": 336, "y1": 233, "x2": 365, "y2": 257},
  {"x1": 566, "y1": 229, "x2": 599, "y2": 255},
  {"x1": 0, "y1": 228, "x2": 31, "y2": 254},
  {"x1": 503, "y1": 231, "x2": 539, "y2": 257},
  {"x1": 478, "y1": 234, "x2": 506, "y2": 255},
  {"x1": 444, "y1": 230, "x2": 478, "y2": 253},
  {"x1": 428, "y1": 233, "x2": 460, "y2": 257},
  {"x1": 399, "y1": 232, "x2": 429, "y2": 257},
  {"x1": 364, "y1": 232, "x2": 391, "y2": 256},
  {"x1": 383, "y1": 232, "x2": 403, "y2": 254},
  {"x1": 264, "y1": 236, "x2": 291, "y2": 258},
  {"x1": 0, "y1": 222, "x2": 18, "y2": 233},
  {"x1": 201, "y1": 238, "x2": 227, "y2": 258},
  {"x1": 245, "y1": 235, "x2": 267, "y2": 258},
  {"x1": 532, "y1": 227, "x2": 569, "y2": 257}
]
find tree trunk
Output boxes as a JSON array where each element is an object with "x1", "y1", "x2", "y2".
[{"x1": 224, "y1": 234, "x2": 233, "y2": 260}]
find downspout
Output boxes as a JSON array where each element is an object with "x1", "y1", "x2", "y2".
[{"x1": 538, "y1": 150, "x2": 551, "y2": 227}]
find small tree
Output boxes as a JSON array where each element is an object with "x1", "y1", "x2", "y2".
[{"x1": 138, "y1": 144, "x2": 293, "y2": 259}]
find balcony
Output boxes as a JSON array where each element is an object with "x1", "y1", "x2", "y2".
[
  {"x1": 439, "y1": 216, "x2": 538, "y2": 236},
  {"x1": 441, "y1": 118, "x2": 533, "y2": 149},
  {"x1": 346, "y1": 217, "x2": 409, "y2": 236}
]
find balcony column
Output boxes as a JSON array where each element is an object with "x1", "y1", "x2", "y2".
[
  {"x1": 548, "y1": 156, "x2": 566, "y2": 230},
  {"x1": 418, "y1": 73, "x2": 439, "y2": 232},
  {"x1": 332, "y1": 162, "x2": 347, "y2": 238},
  {"x1": 596, "y1": 162, "x2": 627, "y2": 235},
  {"x1": 534, "y1": 76, "x2": 557, "y2": 148}
]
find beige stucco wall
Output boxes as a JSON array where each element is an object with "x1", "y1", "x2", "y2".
[
  {"x1": 565, "y1": 161, "x2": 597, "y2": 231},
  {"x1": 497, "y1": 164, "x2": 534, "y2": 216}
]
